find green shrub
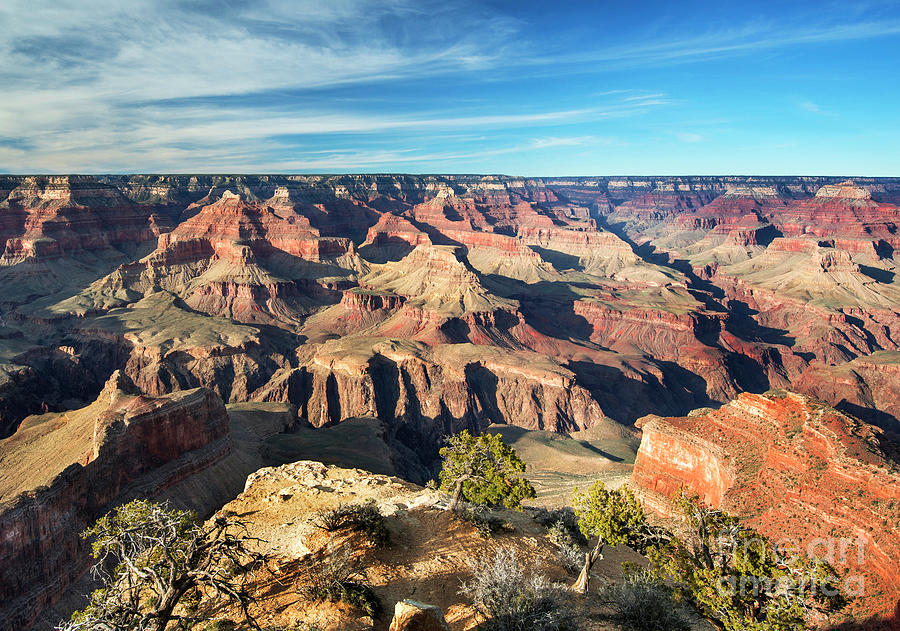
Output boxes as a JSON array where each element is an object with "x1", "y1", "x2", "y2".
[
  {"x1": 439, "y1": 430, "x2": 535, "y2": 510},
  {"x1": 314, "y1": 501, "x2": 390, "y2": 547}
]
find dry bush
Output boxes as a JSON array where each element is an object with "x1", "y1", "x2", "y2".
[
  {"x1": 602, "y1": 569, "x2": 691, "y2": 631},
  {"x1": 299, "y1": 545, "x2": 381, "y2": 618},
  {"x1": 547, "y1": 519, "x2": 584, "y2": 574},
  {"x1": 531, "y1": 507, "x2": 586, "y2": 544},
  {"x1": 532, "y1": 507, "x2": 587, "y2": 574},
  {"x1": 460, "y1": 546, "x2": 577, "y2": 631}
]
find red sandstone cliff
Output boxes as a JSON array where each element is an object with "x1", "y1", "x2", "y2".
[
  {"x1": 252, "y1": 339, "x2": 631, "y2": 453},
  {"x1": 632, "y1": 391, "x2": 900, "y2": 619}
]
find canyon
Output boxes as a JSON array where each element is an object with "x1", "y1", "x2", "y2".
[
  {"x1": 2, "y1": 174, "x2": 899, "y2": 442},
  {"x1": 1, "y1": 174, "x2": 899, "y2": 627}
]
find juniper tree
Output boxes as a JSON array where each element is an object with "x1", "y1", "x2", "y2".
[
  {"x1": 570, "y1": 481, "x2": 648, "y2": 593},
  {"x1": 438, "y1": 430, "x2": 536, "y2": 511},
  {"x1": 647, "y1": 493, "x2": 847, "y2": 631},
  {"x1": 58, "y1": 500, "x2": 265, "y2": 631}
]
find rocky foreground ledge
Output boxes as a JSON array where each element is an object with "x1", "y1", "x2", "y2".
[{"x1": 212, "y1": 460, "x2": 655, "y2": 631}]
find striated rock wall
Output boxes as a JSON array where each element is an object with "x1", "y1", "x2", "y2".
[
  {"x1": 632, "y1": 391, "x2": 900, "y2": 618},
  {"x1": 0, "y1": 372, "x2": 231, "y2": 630},
  {"x1": 253, "y1": 341, "x2": 622, "y2": 471},
  {"x1": 632, "y1": 414, "x2": 735, "y2": 512},
  {"x1": 0, "y1": 176, "x2": 159, "y2": 263},
  {"x1": 572, "y1": 301, "x2": 722, "y2": 360}
]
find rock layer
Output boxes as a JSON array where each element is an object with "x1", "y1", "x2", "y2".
[
  {"x1": 0, "y1": 371, "x2": 230, "y2": 630},
  {"x1": 632, "y1": 391, "x2": 900, "y2": 618}
]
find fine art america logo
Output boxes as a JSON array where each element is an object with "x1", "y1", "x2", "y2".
[{"x1": 712, "y1": 534, "x2": 868, "y2": 599}]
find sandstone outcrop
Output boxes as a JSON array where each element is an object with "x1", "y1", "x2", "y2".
[
  {"x1": 632, "y1": 391, "x2": 900, "y2": 618},
  {"x1": 0, "y1": 371, "x2": 231, "y2": 630},
  {"x1": 0, "y1": 176, "x2": 159, "y2": 265}
]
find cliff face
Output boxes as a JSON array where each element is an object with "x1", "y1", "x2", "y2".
[
  {"x1": 0, "y1": 371, "x2": 231, "y2": 630},
  {"x1": 632, "y1": 391, "x2": 900, "y2": 618},
  {"x1": 253, "y1": 340, "x2": 628, "y2": 466},
  {"x1": 0, "y1": 176, "x2": 160, "y2": 263}
]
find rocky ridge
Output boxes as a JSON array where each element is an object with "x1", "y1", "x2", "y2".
[
  {"x1": 0, "y1": 371, "x2": 232, "y2": 629},
  {"x1": 632, "y1": 391, "x2": 900, "y2": 619}
]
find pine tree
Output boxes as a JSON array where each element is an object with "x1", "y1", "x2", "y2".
[{"x1": 58, "y1": 500, "x2": 264, "y2": 631}]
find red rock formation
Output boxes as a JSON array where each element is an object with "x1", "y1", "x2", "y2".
[
  {"x1": 763, "y1": 182, "x2": 900, "y2": 249},
  {"x1": 253, "y1": 341, "x2": 627, "y2": 442},
  {"x1": 339, "y1": 288, "x2": 405, "y2": 313},
  {"x1": 160, "y1": 190, "x2": 352, "y2": 261},
  {"x1": 572, "y1": 300, "x2": 721, "y2": 358},
  {"x1": 364, "y1": 213, "x2": 432, "y2": 247},
  {"x1": 0, "y1": 176, "x2": 159, "y2": 263},
  {"x1": 632, "y1": 391, "x2": 900, "y2": 619},
  {"x1": 0, "y1": 371, "x2": 231, "y2": 630}
]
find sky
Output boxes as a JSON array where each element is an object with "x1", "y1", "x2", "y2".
[{"x1": 1, "y1": 0, "x2": 899, "y2": 175}]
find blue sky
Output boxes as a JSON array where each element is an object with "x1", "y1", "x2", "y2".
[{"x1": 1, "y1": 0, "x2": 899, "y2": 175}]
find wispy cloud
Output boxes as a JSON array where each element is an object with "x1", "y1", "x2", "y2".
[
  {"x1": 1, "y1": 1, "x2": 898, "y2": 172},
  {"x1": 0, "y1": 95, "x2": 652, "y2": 172},
  {"x1": 528, "y1": 136, "x2": 608, "y2": 149},
  {"x1": 0, "y1": 0, "x2": 529, "y2": 170},
  {"x1": 799, "y1": 100, "x2": 822, "y2": 113},
  {"x1": 530, "y1": 19, "x2": 900, "y2": 70}
]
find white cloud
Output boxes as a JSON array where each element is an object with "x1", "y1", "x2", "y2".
[
  {"x1": 0, "y1": 0, "x2": 536, "y2": 170},
  {"x1": 799, "y1": 100, "x2": 822, "y2": 113},
  {"x1": 0, "y1": 95, "x2": 654, "y2": 172},
  {"x1": 674, "y1": 132, "x2": 704, "y2": 143}
]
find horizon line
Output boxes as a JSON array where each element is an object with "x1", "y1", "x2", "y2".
[{"x1": 1, "y1": 172, "x2": 898, "y2": 179}]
